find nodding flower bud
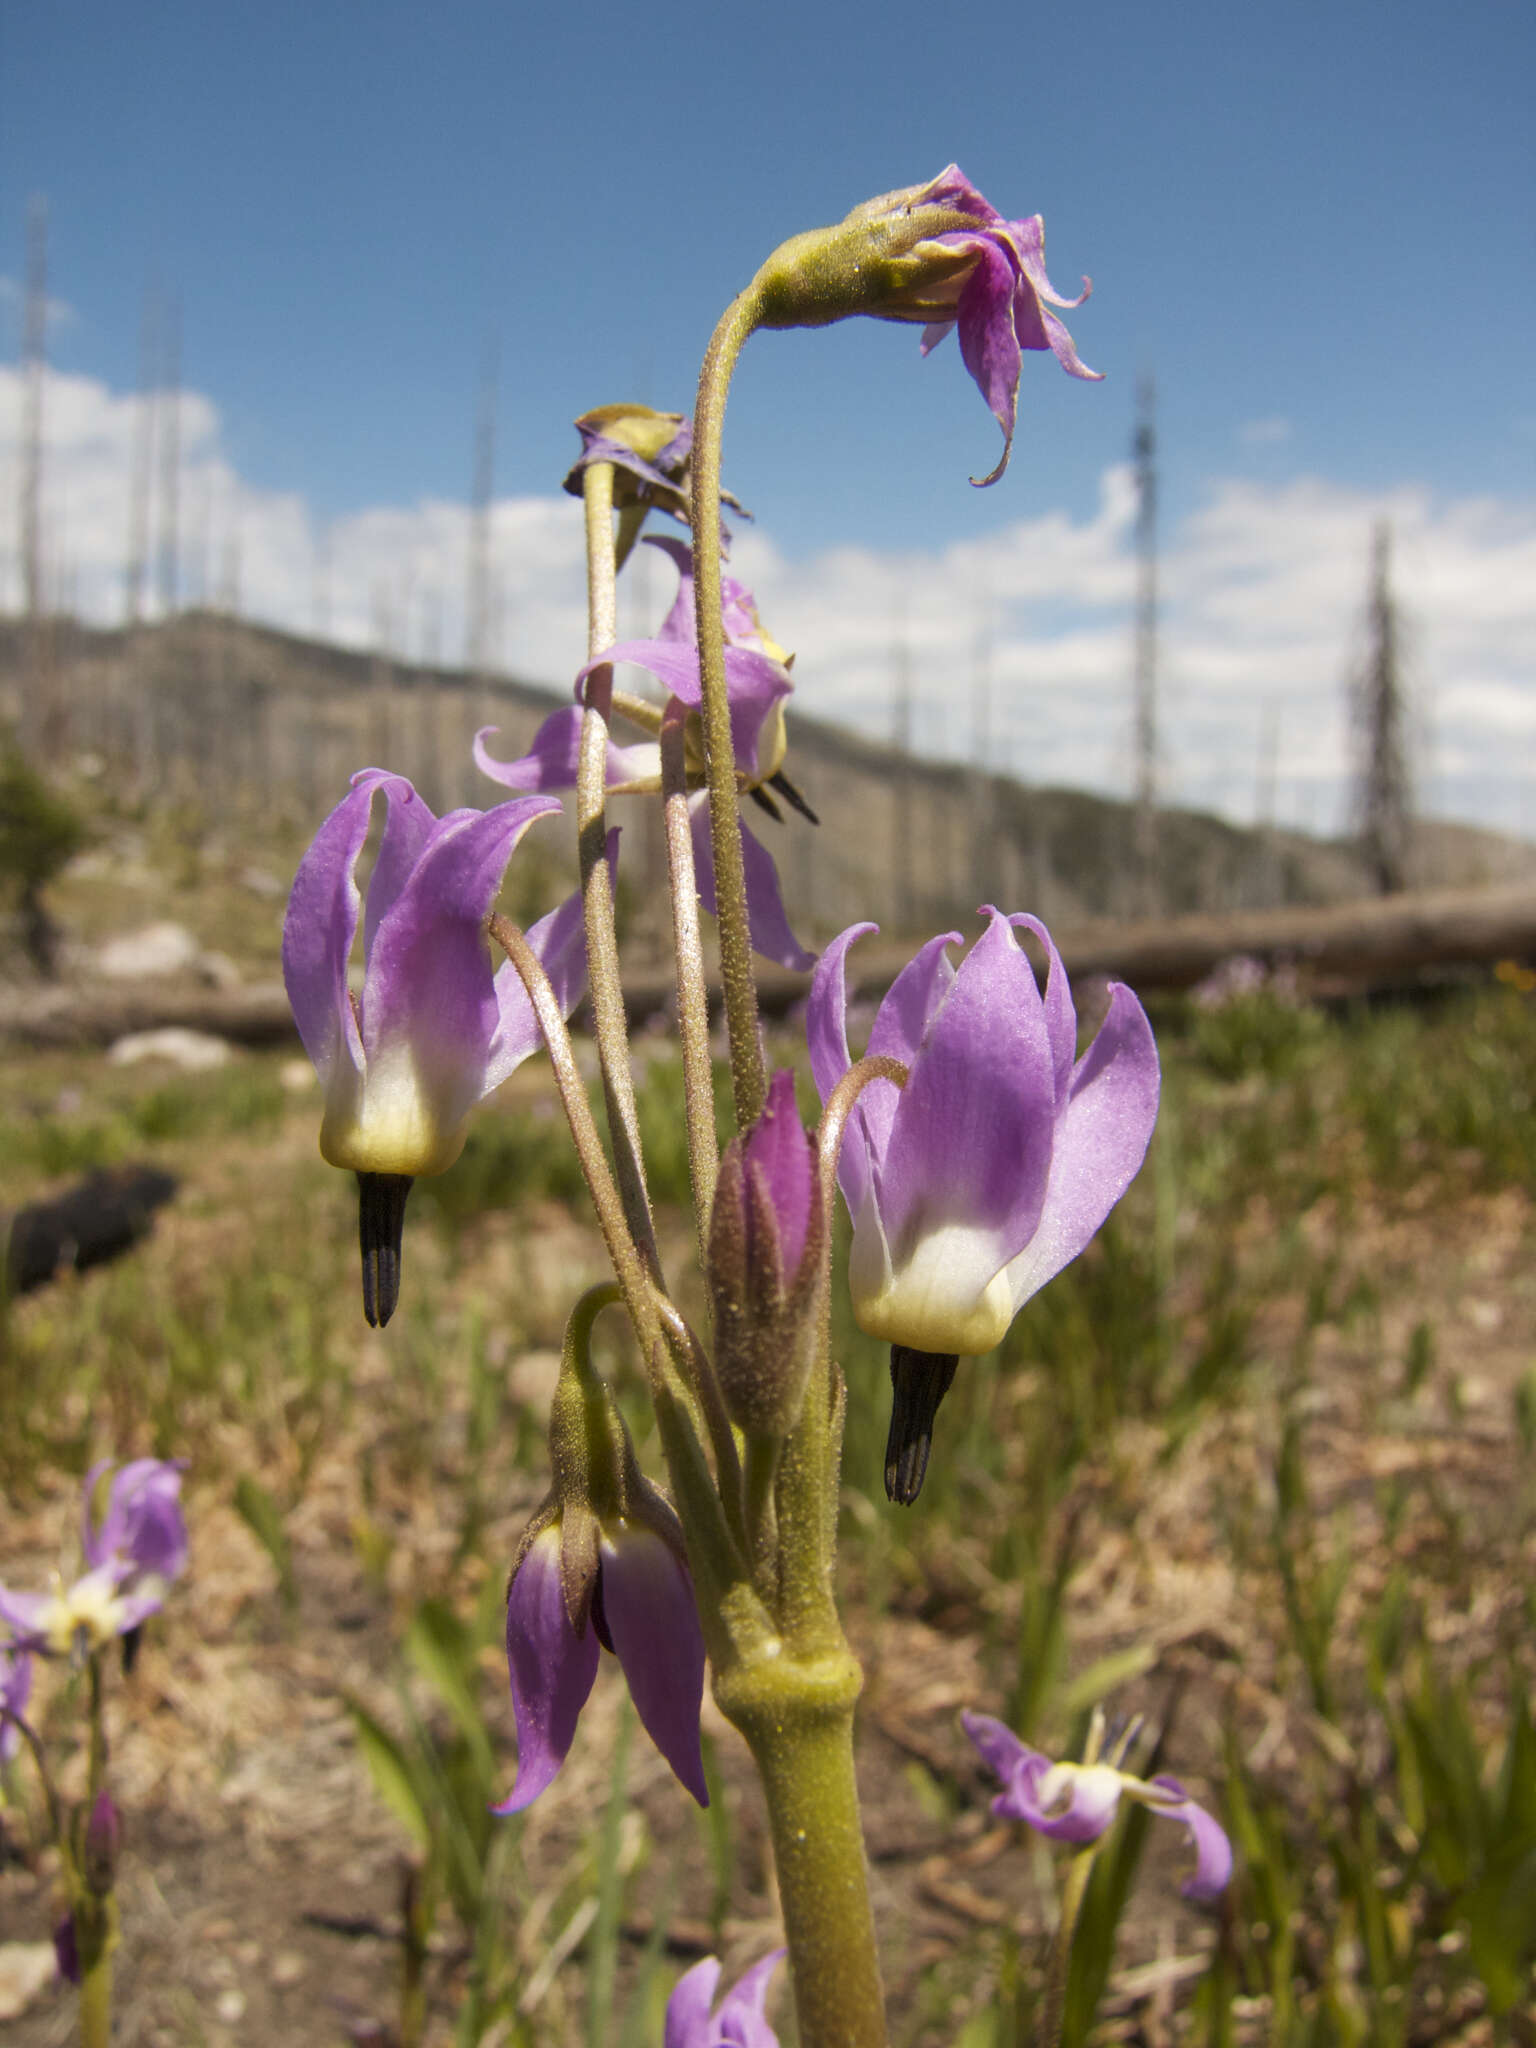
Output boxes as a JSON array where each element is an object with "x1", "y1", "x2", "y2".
[
  {"x1": 707, "y1": 1069, "x2": 826, "y2": 1441},
  {"x1": 563, "y1": 403, "x2": 694, "y2": 518},
  {"x1": 496, "y1": 1292, "x2": 708, "y2": 1812},
  {"x1": 748, "y1": 166, "x2": 1100, "y2": 487}
]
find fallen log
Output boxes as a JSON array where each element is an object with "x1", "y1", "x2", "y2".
[{"x1": 2, "y1": 883, "x2": 1532, "y2": 1050}]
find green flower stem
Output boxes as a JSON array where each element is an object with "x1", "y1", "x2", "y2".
[
  {"x1": 578, "y1": 459, "x2": 661, "y2": 1280},
  {"x1": 488, "y1": 914, "x2": 664, "y2": 1367},
  {"x1": 660, "y1": 706, "x2": 719, "y2": 1253},
  {"x1": 78, "y1": 1934, "x2": 114, "y2": 2048},
  {"x1": 1038, "y1": 1846, "x2": 1098, "y2": 2048},
  {"x1": 716, "y1": 1652, "x2": 888, "y2": 2048},
  {"x1": 691, "y1": 287, "x2": 767, "y2": 1135}
]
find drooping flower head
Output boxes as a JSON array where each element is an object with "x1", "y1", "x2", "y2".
[
  {"x1": 283, "y1": 770, "x2": 597, "y2": 1322},
  {"x1": 563, "y1": 403, "x2": 696, "y2": 522},
  {"x1": 495, "y1": 1294, "x2": 707, "y2": 1813},
  {"x1": 809, "y1": 911, "x2": 1158, "y2": 1499},
  {"x1": 964, "y1": 1709, "x2": 1233, "y2": 1903},
  {"x1": 0, "y1": 1460, "x2": 187, "y2": 1658},
  {"x1": 752, "y1": 165, "x2": 1101, "y2": 486},
  {"x1": 476, "y1": 538, "x2": 816, "y2": 972},
  {"x1": 665, "y1": 1949, "x2": 785, "y2": 2048}
]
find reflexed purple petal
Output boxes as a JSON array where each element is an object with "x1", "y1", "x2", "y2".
[
  {"x1": 474, "y1": 712, "x2": 657, "y2": 795},
  {"x1": 494, "y1": 1528, "x2": 599, "y2": 1814},
  {"x1": 876, "y1": 911, "x2": 1056, "y2": 1275},
  {"x1": 0, "y1": 1586, "x2": 53, "y2": 1647},
  {"x1": 360, "y1": 796, "x2": 560, "y2": 1135},
  {"x1": 961, "y1": 1708, "x2": 1036, "y2": 1789},
  {"x1": 363, "y1": 778, "x2": 438, "y2": 958},
  {"x1": 954, "y1": 237, "x2": 1023, "y2": 461},
  {"x1": 1148, "y1": 1776, "x2": 1234, "y2": 1900},
  {"x1": 486, "y1": 831, "x2": 614, "y2": 1089},
  {"x1": 806, "y1": 922, "x2": 878, "y2": 1219},
  {"x1": 744, "y1": 1069, "x2": 815, "y2": 1279},
  {"x1": 715, "y1": 1948, "x2": 787, "y2": 2046},
  {"x1": 1003, "y1": 980, "x2": 1159, "y2": 1314},
  {"x1": 858, "y1": 928, "x2": 961, "y2": 1178},
  {"x1": 689, "y1": 798, "x2": 815, "y2": 973},
  {"x1": 664, "y1": 1957, "x2": 723, "y2": 2048},
  {"x1": 1005, "y1": 913, "x2": 1076, "y2": 1108},
  {"x1": 601, "y1": 1530, "x2": 708, "y2": 1808},
  {"x1": 282, "y1": 772, "x2": 407, "y2": 1084}
]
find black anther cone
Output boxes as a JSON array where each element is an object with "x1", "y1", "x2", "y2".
[
  {"x1": 885, "y1": 1345, "x2": 959, "y2": 1506},
  {"x1": 357, "y1": 1172, "x2": 413, "y2": 1328},
  {"x1": 768, "y1": 769, "x2": 819, "y2": 825}
]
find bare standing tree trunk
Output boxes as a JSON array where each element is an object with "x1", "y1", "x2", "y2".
[{"x1": 1353, "y1": 521, "x2": 1414, "y2": 894}]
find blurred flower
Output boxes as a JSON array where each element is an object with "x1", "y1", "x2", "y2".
[
  {"x1": 808, "y1": 910, "x2": 1158, "y2": 1499},
  {"x1": 283, "y1": 770, "x2": 597, "y2": 1323},
  {"x1": 964, "y1": 1709, "x2": 1232, "y2": 1901},
  {"x1": 665, "y1": 1948, "x2": 785, "y2": 2048},
  {"x1": 0, "y1": 1461, "x2": 187, "y2": 1659},
  {"x1": 81, "y1": 1789, "x2": 121, "y2": 1896},
  {"x1": 83, "y1": 1458, "x2": 187, "y2": 1585},
  {"x1": 494, "y1": 1518, "x2": 708, "y2": 1813},
  {"x1": 753, "y1": 164, "x2": 1100, "y2": 485},
  {"x1": 477, "y1": 539, "x2": 815, "y2": 971},
  {"x1": 708, "y1": 1068, "x2": 825, "y2": 1439}
]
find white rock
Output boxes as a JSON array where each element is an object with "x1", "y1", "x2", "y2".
[
  {"x1": 99, "y1": 921, "x2": 201, "y2": 979},
  {"x1": 0, "y1": 1942, "x2": 59, "y2": 2021},
  {"x1": 107, "y1": 1028, "x2": 234, "y2": 1071}
]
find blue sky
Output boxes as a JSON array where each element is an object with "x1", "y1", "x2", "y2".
[{"x1": 2, "y1": 0, "x2": 1533, "y2": 831}]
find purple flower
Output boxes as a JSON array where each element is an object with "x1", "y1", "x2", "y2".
[
  {"x1": 810, "y1": 910, "x2": 1158, "y2": 1354},
  {"x1": 0, "y1": 1642, "x2": 32, "y2": 1763},
  {"x1": 963, "y1": 1710, "x2": 1233, "y2": 1902},
  {"x1": 0, "y1": 1459, "x2": 188, "y2": 1659},
  {"x1": 494, "y1": 1519, "x2": 708, "y2": 1814},
  {"x1": 476, "y1": 539, "x2": 815, "y2": 972},
  {"x1": 83, "y1": 1458, "x2": 187, "y2": 1586},
  {"x1": 284, "y1": 771, "x2": 575, "y2": 1179},
  {"x1": 708, "y1": 1069, "x2": 825, "y2": 1438},
  {"x1": 901, "y1": 167, "x2": 1101, "y2": 485},
  {"x1": 754, "y1": 166, "x2": 1100, "y2": 487},
  {"x1": 665, "y1": 1949, "x2": 785, "y2": 2048},
  {"x1": 808, "y1": 910, "x2": 1158, "y2": 1499},
  {"x1": 283, "y1": 771, "x2": 597, "y2": 1321}
]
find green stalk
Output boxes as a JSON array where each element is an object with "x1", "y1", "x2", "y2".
[
  {"x1": 1038, "y1": 1848, "x2": 1097, "y2": 2048},
  {"x1": 578, "y1": 460, "x2": 661, "y2": 1280},
  {"x1": 690, "y1": 289, "x2": 766, "y2": 1134},
  {"x1": 716, "y1": 1652, "x2": 887, "y2": 2048}
]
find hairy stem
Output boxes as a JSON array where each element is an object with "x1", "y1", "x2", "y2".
[
  {"x1": 691, "y1": 288, "x2": 766, "y2": 1134},
  {"x1": 489, "y1": 914, "x2": 664, "y2": 1366},
  {"x1": 579, "y1": 460, "x2": 661, "y2": 1280},
  {"x1": 1039, "y1": 1847, "x2": 1097, "y2": 2048},
  {"x1": 717, "y1": 1655, "x2": 887, "y2": 2048},
  {"x1": 661, "y1": 706, "x2": 719, "y2": 1251}
]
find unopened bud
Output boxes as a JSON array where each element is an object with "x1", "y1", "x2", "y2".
[{"x1": 708, "y1": 1070, "x2": 825, "y2": 1439}]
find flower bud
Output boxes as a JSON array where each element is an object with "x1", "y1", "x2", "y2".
[
  {"x1": 563, "y1": 403, "x2": 693, "y2": 517},
  {"x1": 707, "y1": 1069, "x2": 825, "y2": 1440}
]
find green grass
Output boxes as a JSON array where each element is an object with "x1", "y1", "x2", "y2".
[{"x1": 4, "y1": 981, "x2": 1535, "y2": 2041}]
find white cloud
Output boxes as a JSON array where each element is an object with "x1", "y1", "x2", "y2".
[{"x1": 1, "y1": 364, "x2": 1532, "y2": 839}]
